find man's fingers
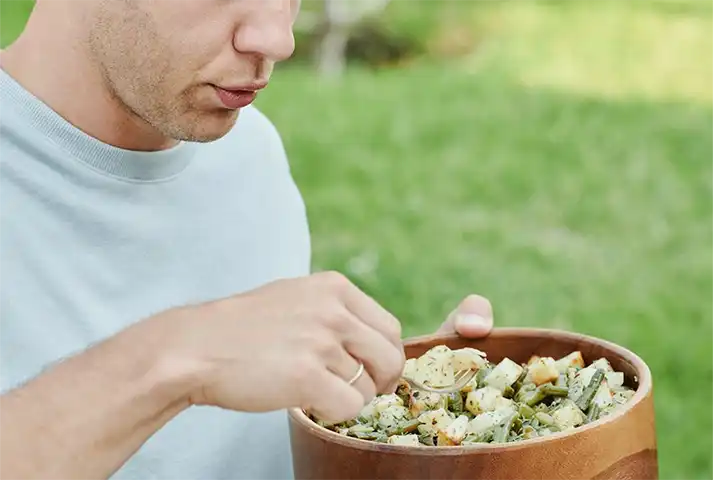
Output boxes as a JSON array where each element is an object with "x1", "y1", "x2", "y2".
[
  {"x1": 306, "y1": 369, "x2": 368, "y2": 424},
  {"x1": 341, "y1": 283, "x2": 403, "y2": 349},
  {"x1": 339, "y1": 282, "x2": 406, "y2": 391},
  {"x1": 336, "y1": 310, "x2": 404, "y2": 394},
  {"x1": 327, "y1": 348, "x2": 377, "y2": 405},
  {"x1": 440, "y1": 294, "x2": 494, "y2": 337}
]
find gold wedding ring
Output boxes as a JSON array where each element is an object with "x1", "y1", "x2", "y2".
[{"x1": 347, "y1": 362, "x2": 365, "y2": 386}]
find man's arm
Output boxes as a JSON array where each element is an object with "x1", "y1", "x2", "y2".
[
  {"x1": 0, "y1": 272, "x2": 408, "y2": 480},
  {"x1": 0, "y1": 312, "x2": 198, "y2": 480}
]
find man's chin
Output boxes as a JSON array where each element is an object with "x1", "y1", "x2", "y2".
[{"x1": 175, "y1": 109, "x2": 241, "y2": 143}]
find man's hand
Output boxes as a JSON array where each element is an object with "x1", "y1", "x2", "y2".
[
  {"x1": 435, "y1": 294, "x2": 494, "y2": 338},
  {"x1": 171, "y1": 271, "x2": 406, "y2": 424},
  {"x1": 0, "y1": 271, "x2": 405, "y2": 480}
]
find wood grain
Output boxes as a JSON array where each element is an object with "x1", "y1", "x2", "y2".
[{"x1": 288, "y1": 328, "x2": 658, "y2": 480}]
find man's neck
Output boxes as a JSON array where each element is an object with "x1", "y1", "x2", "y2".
[{"x1": 0, "y1": 5, "x2": 177, "y2": 152}]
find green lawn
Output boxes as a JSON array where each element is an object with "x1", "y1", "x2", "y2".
[{"x1": 2, "y1": 0, "x2": 712, "y2": 479}]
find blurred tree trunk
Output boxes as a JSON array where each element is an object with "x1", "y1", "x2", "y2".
[{"x1": 314, "y1": 0, "x2": 391, "y2": 78}]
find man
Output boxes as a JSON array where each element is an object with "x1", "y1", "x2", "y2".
[{"x1": 0, "y1": 1, "x2": 494, "y2": 479}]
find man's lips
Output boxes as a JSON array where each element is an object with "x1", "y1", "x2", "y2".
[{"x1": 213, "y1": 83, "x2": 267, "y2": 110}]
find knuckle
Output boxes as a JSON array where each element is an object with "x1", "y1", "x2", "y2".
[
  {"x1": 290, "y1": 355, "x2": 318, "y2": 387},
  {"x1": 310, "y1": 332, "x2": 341, "y2": 361},
  {"x1": 362, "y1": 379, "x2": 377, "y2": 404},
  {"x1": 386, "y1": 317, "x2": 403, "y2": 341},
  {"x1": 321, "y1": 308, "x2": 352, "y2": 333},
  {"x1": 319, "y1": 270, "x2": 351, "y2": 291},
  {"x1": 386, "y1": 347, "x2": 405, "y2": 379}
]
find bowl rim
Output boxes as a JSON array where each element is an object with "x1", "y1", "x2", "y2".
[{"x1": 288, "y1": 327, "x2": 653, "y2": 455}]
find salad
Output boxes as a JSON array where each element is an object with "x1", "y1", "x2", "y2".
[{"x1": 310, "y1": 344, "x2": 637, "y2": 446}]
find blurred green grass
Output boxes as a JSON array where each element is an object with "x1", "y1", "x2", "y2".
[{"x1": 2, "y1": 0, "x2": 712, "y2": 479}]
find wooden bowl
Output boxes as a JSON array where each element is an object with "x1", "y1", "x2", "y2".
[{"x1": 288, "y1": 327, "x2": 658, "y2": 480}]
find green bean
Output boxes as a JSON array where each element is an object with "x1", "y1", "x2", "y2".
[
  {"x1": 518, "y1": 403, "x2": 535, "y2": 419},
  {"x1": 576, "y1": 369, "x2": 605, "y2": 411},
  {"x1": 514, "y1": 368, "x2": 528, "y2": 390},
  {"x1": 463, "y1": 430, "x2": 494, "y2": 444},
  {"x1": 542, "y1": 384, "x2": 569, "y2": 397},
  {"x1": 353, "y1": 431, "x2": 380, "y2": 440},
  {"x1": 586, "y1": 403, "x2": 601, "y2": 424},
  {"x1": 502, "y1": 384, "x2": 515, "y2": 399},
  {"x1": 493, "y1": 413, "x2": 517, "y2": 443},
  {"x1": 448, "y1": 391, "x2": 464, "y2": 415},
  {"x1": 515, "y1": 383, "x2": 537, "y2": 403},
  {"x1": 393, "y1": 419, "x2": 421, "y2": 435},
  {"x1": 349, "y1": 424, "x2": 374, "y2": 435},
  {"x1": 525, "y1": 383, "x2": 568, "y2": 407},
  {"x1": 522, "y1": 425, "x2": 538, "y2": 440},
  {"x1": 534, "y1": 411, "x2": 554, "y2": 426},
  {"x1": 374, "y1": 433, "x2": 389, "y2": 443},
  {"x1": 475, "y1": 366, "x2": 492, "y2": 388}
]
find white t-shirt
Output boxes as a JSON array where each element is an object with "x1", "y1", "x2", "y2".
[{"x1": 0, "y1": 67, "x2": 311, "y2": 479}]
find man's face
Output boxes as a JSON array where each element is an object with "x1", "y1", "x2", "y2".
[{"x1": 86, "y1": 0, "x2": 301, "y2": 143}]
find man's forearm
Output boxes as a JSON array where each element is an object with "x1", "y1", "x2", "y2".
[{"x1": 0, "y1": 311, "x2": 198, "y2": 479}]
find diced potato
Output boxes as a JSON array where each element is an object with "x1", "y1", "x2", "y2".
[
  {"x1": 387, "y1": 434, "x2": 421, "y2": 446},
  {"x1": 592, "y1": 380, "x2": 614, "y2": 409},
  {"x1": 374, "y1": 394, "x2": 404, "y2": 415},
  {"x1": 403, "y1": 358, "x2": 418, "y2": 379},
  {"x1": 466, "y1": 405, "x2": 517, "y2": 435},
  {"x1": 568, "y1": 365, "x2": 597, "y2": 400},
  {"x1": 528, "y1": 357, "x2": 559, "y2": 386},
  {"x1": 576, "y1": 366, "x2": 598, "y2": 385},
  {"x1": 409, "y1": 390, "x2": 447, "y2": 417},
  {"x1": 551, "y1": 401, "x2": 586, "y2": 430},
  {"x1": 465, "y1": 386, "x2": 502, "y2": 415},
  {"x1": 452, "y1": 347, "x2": 488, "y2": 371},
  {"x1": 613, "y1": 389, "x2": 635, "y2": 404},
  {"x1": 494, "y1": 396, "x2": 514, "y2": 411},
  {"x1": 417, "y1": 408, "x2": 454, "y2": 436},
  {"x1": 337, "y1": 427, "x2": 349, "y2": 436},
  {"x1": 414, "y1": 345, "x2": 455, "y2": 387},
  {"x1": 484, "y1": 358, "x2": 524, "y2": 392},
  {"x1": 438, "y1": 414, "x2": 469, "y2": 445},
  {"x1": 554, "y1": 351, "x2": 585, "y2": 373},
  {"x1": 357, "y1": 397, "x2": 380, "y2": 421},
  {"x1": 605, "y1": 371, "x2": 625, "y2": 389},
  {"x1": 591, "y1": 358, "x2": 614, "y2": 372},
  {"x1": 467, "y1": 412, "x2": 502, "y2": 435},
  {"x1": 378, "y1": 405, "x2": 410, "y2": 431},
  {"x1": 527, "y1": 355, "x2": 541, "y2": 366}
]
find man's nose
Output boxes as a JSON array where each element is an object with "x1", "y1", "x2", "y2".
[{"x1": 233, "y1": 6, "x2": 296, "y2": 62}]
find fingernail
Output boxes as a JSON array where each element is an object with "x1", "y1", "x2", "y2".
[{"x1": 455, "y1": 314, "x2": 492, "y2": 329}]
